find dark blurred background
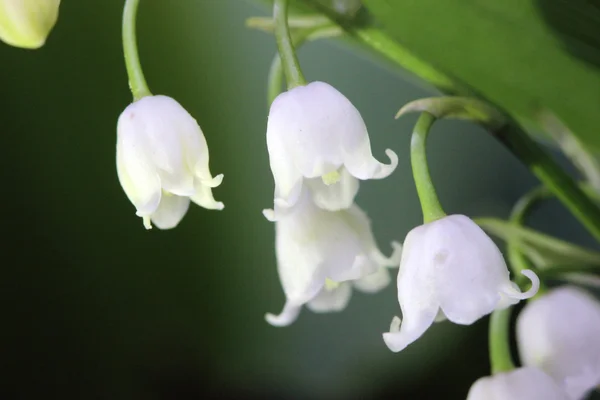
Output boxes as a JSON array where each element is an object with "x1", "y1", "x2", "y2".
[{"x1": 0, "y1": 1, "x2": 595, "y2": 399}]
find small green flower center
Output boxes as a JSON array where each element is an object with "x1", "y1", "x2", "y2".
[
  {"x1": 321, "y1": 170, "x2": 341, "y2": 185},
  {"x1": 325, "y1": 278, "x2": 340, "y2": 291}
]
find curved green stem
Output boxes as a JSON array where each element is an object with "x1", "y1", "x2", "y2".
[
  {"x1": 268, "y1": 29, "x2": 312, "y2": 106},
  {"x1": 123, "y1": 0, "x2": 151, "y2": 100},
  {"x1": 267, "y1": 25, "x2": 342, "y2": 105},
  {"x1": 507, "y1": 188, "x2": 542, "y2": 280},
  {"x1": 267, "y1": 48, "x2": 285, "y2": 106},
  {"x1": 273, "y1": 0, "x2": 306, "y2": 89},
  {"x1": 411, "y1": 113, "x2": 446, "y2": 223},
  {"x1": 489, "y1": 307, "x2": 515, "y2": 374}
]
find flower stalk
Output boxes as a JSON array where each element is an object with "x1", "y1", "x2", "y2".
[
  {"x1": 122, "y1": 0, "x2": 151, "y2": 100},
  {"x1": 273, "y1": 0, "x2": 306, "y2": 89},
  {"x1": 489, "y1": 307, "x2": 515, "y2": 374},
  {"x1": 411, "y1": 112, "x2": 445, "y2": 223}
]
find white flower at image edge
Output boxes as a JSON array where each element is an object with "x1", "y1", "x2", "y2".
[
  {"x1": 264, "y1": 189, "x2": 402, "y2": 327},
  {"x1": 383, "y1": 214, "x2": 539, "y2": 352},
  {"x1": 266, "y1": 81, "x2": 398, "y2": 215},
  {"x1": 517, "y1": 286, "x2": 600, "y2": 400},
  {"x1": 0, "y1": 0, "x2": 60, "y2": 49},
  {"x1": 467, "y1": 367, "x2": 569, "y2": 400},
  {"x1": 117, "y1": 95, "x2": 224, "y2": 229}
]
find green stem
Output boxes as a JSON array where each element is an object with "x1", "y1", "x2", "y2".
[
  {"x1": 507, "y1": 188, "x2": 540, "y2": 282},
  {"x1": 273, "y1": 0, "x2": 306, "y2": 89},
  {"x1": 267, "y1": 29, "x2": 315, "y2": 106},
  {"x1": 411, "y1": 113, "x2": 446, "y2": 223},
  {"x1": 495, "y1": 122, "x2": 600, "y2": 244},
  {"x1": 123, "y1": 0, "x2": 151, "y2": 100},
  {"x1": 489, "y1": 307, "x2": 515, "y2": 374}
]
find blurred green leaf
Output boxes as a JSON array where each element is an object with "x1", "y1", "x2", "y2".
[{"x1": 362, "y1": 0, "x2": 600, "y2": 151}]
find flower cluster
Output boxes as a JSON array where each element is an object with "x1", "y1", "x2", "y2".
[{"x1": 263, "y1": 81, "x2": 401, "y2": 326}]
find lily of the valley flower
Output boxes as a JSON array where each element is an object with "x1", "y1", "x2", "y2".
[
  {"x1": 117, "y1": 95, "x2": 223, "y2": 229},
  {"x1": 0, "y1": 0, "x2": 60, "y2": 49},
  {"x1": 517, "y1": 286, "x2": 600, "y2": 400},
  {"x1": 467, "y1": 367, "x2": 569, "y2": 400},
  {"x1": 383, "y1": 214, "x2": 539, "y2": 352},
  {"x1": 266, "y1": 81, "x2": 398, "y2": 214},
  {"x1": 264, "y1": 188, "x2": 402, "y2": 327}
]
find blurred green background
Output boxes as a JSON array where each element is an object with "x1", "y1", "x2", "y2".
[{"x1": 0, "y1": 1, "x2": 595, "y2": 399}]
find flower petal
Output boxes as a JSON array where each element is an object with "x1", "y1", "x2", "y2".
[
  {"x1": 499, "y1": 269, "x2": 539, "y2": 304},
  {"x1": 383, "y1": 308, "x2": 437, "y2": 353},
  {"x1": 345, "y1": 205, "x2": 402, "y2": 268},
  {"x1": 116, "y1": 128, "x2": 162, "y2": 217},
  {"x1": 150, "y1": 193, "x2": 190, "y2": 230},
  {"x1": 306, "y1": 283, "x2": 352, "y2": 313},
  {"x1": 266, "y1": 82, "x2": 348, "y2": 179},
  {"x1": 517, "y1": 286, "x2": 600, "y2": 399},
  {"x1": 353, "y1": 267, "x2": 390, "y2": 293},
  {"x1": 467, "y1": 367, "x2": 569, "y2": 400},
  {"x1": 433, "y1": 215, "x2": 512, "y2": 325},
  {"x1": 190, "y1": 179, "x2": 224, "y2": 210},
  {"x1": 266, "y1": 110, "x2": 304, "y2": 209},
  {"x1": 305, "y1": 167, "x2": 360, "y2": 211},
  {"x1": 274, "y1": 197, "x2": 328, "y2": 304},
  {"x1": 265, "y1": 300, "x2": 302, "y2": 327},
  {"x1": 344, "y1": 144, "x2": 398, "y2": 181},
  {"x1": 383, "y1": 226, "x2": 440, "y2": 352}
]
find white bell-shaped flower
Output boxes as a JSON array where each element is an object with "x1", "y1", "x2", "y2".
[
  {"x1": 517, "y1": 286, "x2": 600, "y2": 400},
  {"x1": 0, "y1": 0, "x2": 60, "y2": 49},
  {"x1": 383, "y1": 214, "x2": 539, "y2": 352},
  {"x1": 117, "y1": 95, "x2": 223, "y2": 230},
  {"x1": 266, "y1": 81, "x2": 398, "y2": 213},
  {"x1": 467, "y1": 367, "x2": 569, "y2": 400},
  {"x1": 264, "y1": 188, "x2": 401, "y2": 327}
]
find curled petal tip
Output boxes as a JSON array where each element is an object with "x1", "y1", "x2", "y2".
[
  {"x1": 382, "y1": 331, "x2": 407, "y2": 353},
  {"x1": 143, "y1": 216, "x2": 152, "y2": 230},
  {"x1": 388, "y1": 241, "x2": 403, "y2": 266},
  {"x1": 504, "y1": 269, "x2": 540, "y2": 300},
  {"x1": 265, "y1": 302, "x2": 302, "y2": 327},
  {"x1": 390, "y1": 315, "x2": 402, "y2": 332},
  {"x1": 202, "y1": 174, "x2": 224, "y2": 188},
  {"x1": 262, "y1": 208, "x2": 276, "y2": 222},
  {"x1": 265, "y1": 312, "x2": 290, "y2": 327},
  {"x1": 371, "y1": 149, "x2": 399, "y2": 179},
  {"x1": 385, "y1": 148, "x2": 399, "y2": 167}
]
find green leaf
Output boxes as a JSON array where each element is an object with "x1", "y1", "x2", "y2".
[{"x1": 362, "y1": 0, "x2": 600, "y2": 151}]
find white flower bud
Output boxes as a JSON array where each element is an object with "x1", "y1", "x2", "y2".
[
  {"x1": 383, "y1": 214, "x2": 539, "y2": 352},
  {"x1": 517, "y1": 286, "x2": 600, "y2": 400},
  {"x1": 0, "y1": 0, "x2": 60, "y2": 49},
  {"x1": 116, "y1": 95, "x2": 223, "y2": 229},
  {"x1": 264, "y1": 188, "x2": 401, "y2": 327},
  {"x1": 467, "y1": 367, "x2": 569, "y2": 400},
  {"x1": 266, "y1": 81, "x2": 397, "y2": 214}
]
